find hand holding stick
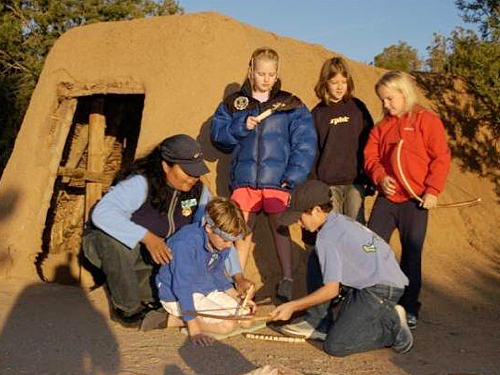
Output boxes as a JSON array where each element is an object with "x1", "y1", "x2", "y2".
[
  {"x1": 254, "y1": 95, "x2": 302, "y2": 123},
  {"x1": 240, "y1": 284, "x2": 256, "y2": 314},
  {"x1": 255, "y1": 102, "x2": 285, "y2": 122},
  {"x1": 241, "y1": 284, "x2": 255, "y2": 309}
]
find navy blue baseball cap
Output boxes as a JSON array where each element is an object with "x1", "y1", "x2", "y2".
[{"x1": 159, "y1": 134, "x2": 209, "y2": 177}]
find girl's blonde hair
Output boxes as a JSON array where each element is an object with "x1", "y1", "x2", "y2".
[
  {"x1": 206, "y1": 197, "x2": 248, "y2": 238},
  {"x1": 247, "y1": 47, "x2": 280, "y2": 87},
  {"x1": 314, "y1": 57, "x2": 354, "y2": 104},
  {"x1": 375, "y1": 71, "x2": 418, "y2": 116}
]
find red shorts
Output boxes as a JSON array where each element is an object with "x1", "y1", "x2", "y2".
[{"x1": 231, "y1": 187, "x2": 290, "y2": 214}]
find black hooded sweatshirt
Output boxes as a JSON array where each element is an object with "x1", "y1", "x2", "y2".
[{"x1": 310, "y1": 97, "x2": 373, "y2": 185}]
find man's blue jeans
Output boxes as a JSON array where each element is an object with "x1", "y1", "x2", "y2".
[{"x1": 305, "y1": 250, "x2": 403, "y2": 357}]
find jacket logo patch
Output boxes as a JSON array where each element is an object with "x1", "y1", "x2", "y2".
[
  {"x1": 329, "y1": 116, "x2": 350, "y2": 126},
  {"x1": 362, "y1": 236, "x2": 377, "y2": 253},
  {"x1": 234, "y1": 96, "x2": 249, "y2": 110},
  {"x1": 181, "y1": 198, "x2": 197, "y2": 217},
  {"x1": 403, "y1": 127, "x2": 415, "y2": 131}
]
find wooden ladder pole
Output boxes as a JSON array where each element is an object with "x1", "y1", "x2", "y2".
[{"x1": 85, "y1": 96, "x2": 106, "y2": 222}]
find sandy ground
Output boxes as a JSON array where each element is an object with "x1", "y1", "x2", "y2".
[
  {"x1": 0, "y1": 262, "x2": 499, "y2": 375},
  {"x1": 2, "y1": 158, "x2": 499, "y2": 375},
  {"x1": 2, "y1": 164, "x2": 500, "y2": 375}
]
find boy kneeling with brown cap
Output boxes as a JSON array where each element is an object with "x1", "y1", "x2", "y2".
[{"x1": 270, "y1": 180, "x2": 413, "y2": 356}]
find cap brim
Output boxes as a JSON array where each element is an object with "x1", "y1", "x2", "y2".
[
  {"x1": 278, "y1": 210, "x2": 302, "y2": 226},
  {"x1": 179, "y1": 160, "x2": 209, "y2": 177}
]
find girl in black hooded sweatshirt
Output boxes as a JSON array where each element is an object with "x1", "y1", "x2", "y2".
[{"x1": 310, "y1": 57, "x2": 374, "y2": 224}]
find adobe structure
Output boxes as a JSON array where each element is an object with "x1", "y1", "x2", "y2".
[{"x1": 0, "y1": 13, "x2": 498, "y2": 301}]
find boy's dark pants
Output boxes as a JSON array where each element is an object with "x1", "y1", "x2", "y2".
[
  {"x1": 368, "y1": 196, "x2": 428, "y2": 317},
  {"x1": 323, "y1": 285, "x2": 403, "y2": 356},
  {"x1": 82, "y1": 229, "x2": 156, "y2": 315},
  {"x1": 305, "y1": 250, "x2": 403, "y2": 357}
]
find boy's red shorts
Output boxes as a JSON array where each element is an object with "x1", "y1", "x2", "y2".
[{"x1": 231, "y1": 187, "x2": 290, "y2": 214}]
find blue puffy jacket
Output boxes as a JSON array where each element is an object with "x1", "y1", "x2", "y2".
[{"x1": 210, "y1": 81, "x2": 317, "y2": 191}]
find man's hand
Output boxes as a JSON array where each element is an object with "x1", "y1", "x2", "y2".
[
  {"x1": 270, "y1": 301, "x2": 297, "y2": 321},
  {"x1": 233, "y1": 273, "x2": 255, "y2": 298},
  {"x1": 421, "y1": 193, "x2": 438, "y2": 209},
  {"x1": 141, "y1": 231, "x2": 172, "y2": 265},
  {"x1": 381, "y1": 175, "x2": 397, "y2": 196},
  {"x1": 242, "y1": 299, "x2": 257, "y2": 315}
]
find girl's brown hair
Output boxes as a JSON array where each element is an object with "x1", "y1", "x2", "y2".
[{"x1": 314, "y1": 57, "x2": 354, "y2": 104}]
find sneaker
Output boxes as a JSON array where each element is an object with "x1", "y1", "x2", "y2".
[
  {"x1": 393, "y1": 305, "x2": 414, "y2": 354},
  {"x1": 271, "y1": 320, "x2": 326, "y2": 341},
  {"x1": 276, "y1": 278, "x2": 293, "y2": 302},
  {"x1": 407, "y1": 313, "x2": 417, "y2": 330}
]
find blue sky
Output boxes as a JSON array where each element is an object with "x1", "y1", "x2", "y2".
[{"x1": 179, "y1": 0, "x2": 476, "y2": 64}]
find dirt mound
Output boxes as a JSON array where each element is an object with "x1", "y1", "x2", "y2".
[{"x1": 0, "y1": 12, "x2": 498, "y2": 311}]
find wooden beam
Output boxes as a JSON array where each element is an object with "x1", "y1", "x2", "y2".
[
  {"x1": 58, "y1": 167, "x2": 114, "y2": 184},
  {"x1": 62, "y1": 125, "x2": 89, "y2": 183},
  {"x1": 57, "y1": 81, "x2": 144, "y2": 98},
  {"x1": 85, "y1": 96, "x2": 106, "y2": 221}
]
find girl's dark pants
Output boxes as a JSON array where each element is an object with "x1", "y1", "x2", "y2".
[{"x1": 368, "y1": 196, "x2": 428, "y2": 317}]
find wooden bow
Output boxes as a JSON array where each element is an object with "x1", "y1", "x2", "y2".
[
  {"x1": 183, "y1": 286, "x2": 273, "y2": 321},
  {"x1": 184, "y1": 310, "x2": 273, "y2": 322},
  {"x1": 396, "y1": 140, "x2": 481, "y2": 208}
]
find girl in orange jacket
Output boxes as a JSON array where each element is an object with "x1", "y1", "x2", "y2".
[{"x1": 364, "y1": 71, "x2": 451, "y2": 329}]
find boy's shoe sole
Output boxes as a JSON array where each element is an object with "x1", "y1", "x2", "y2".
[
  {"x1": 269, "y1": 320, "x2": 326, "y2": 341},
  {"x1": 393, "y1": 305, "x2": 414, "y2": 354}
]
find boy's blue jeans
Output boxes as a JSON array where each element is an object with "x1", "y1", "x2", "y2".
[{"x1": 305, "y1": 250, "x2": 403, "y2": 357}]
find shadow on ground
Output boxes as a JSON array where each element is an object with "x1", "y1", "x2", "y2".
[
  {"x1": 0, "y1": 265, "x2": 120, "y2": 375},
  {"x1": 164, "y1": 338, "x2": 258, "y2": 375}
]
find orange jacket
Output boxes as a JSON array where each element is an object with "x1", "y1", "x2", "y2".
[{"x1": 364, "y1": 106, "x2": 451, "y2": 202}]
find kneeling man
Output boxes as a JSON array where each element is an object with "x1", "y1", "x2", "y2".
[{"x1": 270, "y1": 180, "x2": 413, "y2": 356}]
